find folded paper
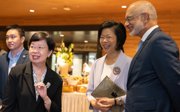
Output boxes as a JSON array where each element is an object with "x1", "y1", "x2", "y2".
[{"x1": 91, "y1": 76, "x2": 125, "y2": 112}]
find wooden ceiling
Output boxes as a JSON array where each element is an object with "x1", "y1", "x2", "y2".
[
  {"x1": 0, "y1": 0, "x2": 179, "y2": 56},
  {"x1": 0, "y1": 0, "x2": 179, "y2": 26}
]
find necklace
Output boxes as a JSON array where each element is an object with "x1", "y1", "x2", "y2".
[
  {"x1": 33, "y1": 68, "x2": 47, "y2": 83},
  {"x1": 33, "y1": 68, "x2": 47, "y2": 101}
]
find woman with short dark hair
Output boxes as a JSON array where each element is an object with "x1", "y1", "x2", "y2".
[
  {"x1": 87, "y1": 21, "x2": 132, "y2": 112},
  {"x1": 2, "y1": 32, "x2": 63, "y2": 112}
]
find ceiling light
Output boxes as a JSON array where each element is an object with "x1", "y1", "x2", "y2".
[
  {"x1": 84, "y1": 40, "x2": 88, "y2": 43},
  {"x1": 29, "y1": 9, "x2": 35, "y2": 13},
  {"x1": 63, "y1": 7, "x2": 71, "y2": 11},
  {"x1": 58, "y1": 32, "x2": 64, "y2": 37},
  {"x1": 60, "y1": 34, "x2": 64, "y2": 37},
  {"x1": 121, "y1": 5, "x2": 127, "y2": 9}
]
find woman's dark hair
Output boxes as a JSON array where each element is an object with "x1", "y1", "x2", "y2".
[
  {"x1": 98, "y1": 20, "x2": 126, "y2": 52},
  {"x1": 28, "y1": 32, "x2": 55, "y2": 51},
  {"x1": 6, "y1": 24, "x2": 25, "y2": 37}
]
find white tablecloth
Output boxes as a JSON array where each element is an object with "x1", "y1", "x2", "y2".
[{"x1": 62, "y1": 92, "x2": 93, "y2": 112}]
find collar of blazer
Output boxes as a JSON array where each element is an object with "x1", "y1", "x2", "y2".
[
  {"x1": 5, "y1": 49, "x2": 29, "y2": 64},
  {"x1": 23, "y1": 62, "x2": 55, "y2": 101},
  {"x1": 127, "y1": 27, "x2": 161, "y2": 87},
  {"x1": 16, "y1": 49, "x2": 29, "y2": 64}
]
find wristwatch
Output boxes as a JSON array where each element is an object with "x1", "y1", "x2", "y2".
[{"x1": 115, "y1": 97, "x2": 124, "y2": 105}]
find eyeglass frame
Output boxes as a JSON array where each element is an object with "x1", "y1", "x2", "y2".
[
  {"x1": 99, "y1": 34, "x2": 114, "y2": 42},
  {"x1": 125, "y1": 13, "x2": 143, "y2": 23},
  {"x1": 29, "y1": 45, "x2": 47, "y2": 51}
]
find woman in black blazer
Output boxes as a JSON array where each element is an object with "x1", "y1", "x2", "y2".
[{"x1": 1, "y1": 32, "x2": 63, "y2": 112}]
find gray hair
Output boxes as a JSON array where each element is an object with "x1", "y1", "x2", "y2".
[{"x1": 130, "y1": 1, "x2": 157, "y2": 20}]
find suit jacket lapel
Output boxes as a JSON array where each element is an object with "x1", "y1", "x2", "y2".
[
  {"x1": 4, "y1": 53, "x2": 10, "y2": 76},
  {"x1": 127, "y1": 27, "x2": 161, "y2": 86},
  {"x1": 23, "y1": 62, "x2": 36, "y2": 99},
  {"x1": 94, "y1": 55, "x2": 106, "y2": 88},
  {"x1": 17, "y1": 49, "x2": 29, "y2": 64}
]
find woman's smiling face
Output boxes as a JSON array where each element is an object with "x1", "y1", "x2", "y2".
[{"x1": 100, "y1": 27, "x2": 117, "y2": 54}]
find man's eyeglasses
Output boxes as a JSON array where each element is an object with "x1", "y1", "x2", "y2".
[{"x1": 125, "y1": 14, "x2": 142, "y2": 22}]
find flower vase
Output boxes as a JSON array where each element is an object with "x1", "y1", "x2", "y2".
[{"x1": 59, "y1": 63, "x2": 69, "y2": 75}]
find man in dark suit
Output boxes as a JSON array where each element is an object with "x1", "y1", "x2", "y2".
[
  {"x1": 124, "y1": 1, "x2": 180, "y2": 112},
  {"x1": 0, "y1": 24, "x2": 29, "y2": 101}
]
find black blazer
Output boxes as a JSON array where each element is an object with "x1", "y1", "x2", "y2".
[
  {"x1": 0, "y1": 49, "x2": 29, "y2": 99},
  {"x1": 125, "y1": 28, "x2": 180, "y2": 112},
  {"x1": 1, "y1": 62, "x2": 63, "y2": 112}
]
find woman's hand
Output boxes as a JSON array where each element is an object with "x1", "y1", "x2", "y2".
[
  {"x1": 90, "y1": 97, "x2": 113, "y2": 112},
  {"x1": 34, "y1": 82, "x2": 47, "y2": 98},
  {"x1": 97, "y1": 97, "x2": 115, "y2": 107},
  {"x1": 34, "y1": 82, "x2": 51, "y2": 111}
]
